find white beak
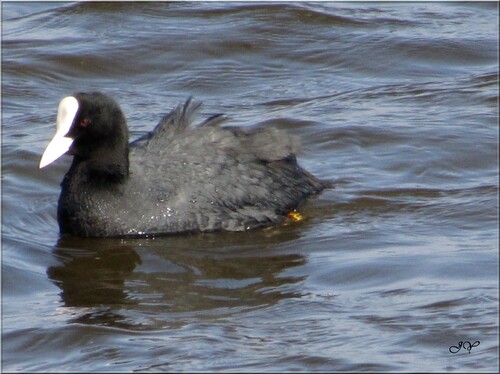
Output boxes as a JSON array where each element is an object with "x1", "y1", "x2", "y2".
[{"x1": 39, "y1": 96, "x2": 79, "y2": 168}]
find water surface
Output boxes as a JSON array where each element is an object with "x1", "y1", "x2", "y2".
[{"x1": 2, "y1": 2, "x2": 498, "y2": 372}]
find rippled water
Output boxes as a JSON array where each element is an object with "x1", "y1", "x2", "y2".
[{"x1": 1, "y1": 2, "x2": 498, "y2": 372}]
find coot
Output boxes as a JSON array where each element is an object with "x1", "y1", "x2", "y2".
[{"x1": 40, "y1": 92, "x2": 328, "y2": 237}]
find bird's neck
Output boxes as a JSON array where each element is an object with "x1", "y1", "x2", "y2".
[{"x1": 69, "y1": 146, "x2": 130, "y2": 186}]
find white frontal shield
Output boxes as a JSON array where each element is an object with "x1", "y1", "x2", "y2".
[{"x1": 39, "y1": 96, "x2": 79, "y2": 168}]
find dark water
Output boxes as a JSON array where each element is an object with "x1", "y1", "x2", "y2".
[{"x1": 1, "y1": 2, "x2": 498, "y2": 372}]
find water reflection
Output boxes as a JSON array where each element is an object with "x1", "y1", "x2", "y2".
[
  {"x1": 47, "y1": 230, "x2": 308, "y2": 330},
  {"x1": 48, "y1": 237, "x2": 141, "y2": 307}
]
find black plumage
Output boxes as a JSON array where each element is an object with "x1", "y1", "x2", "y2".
[{"x1": 41, "y1": 92, "x2": 327, "y2": 237}]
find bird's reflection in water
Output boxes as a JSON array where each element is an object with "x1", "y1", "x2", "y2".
[{"x1": 48, "y1": 228, "x2": 308, "y2": 330}]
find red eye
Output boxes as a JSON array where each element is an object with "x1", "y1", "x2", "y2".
[{"x1": 80, "y1": 118, "x2": 91, "y2": 127}]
